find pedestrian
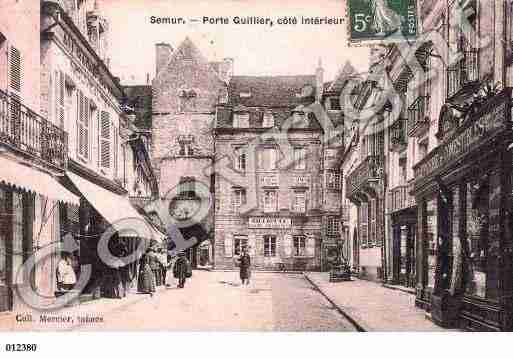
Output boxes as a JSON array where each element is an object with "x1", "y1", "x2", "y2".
[
  {"x1": 238, "y1": 246, "x2": 251, "y2": 286},
  {"x1": 173, "y1": 252, "x2": 191, "y2": 288},
  {"x1": 138, "y1": 253, "x2": 156, "y2": 297},
  {"x1": 57, "y1": 252, "x2": 77, "y2": 291}
]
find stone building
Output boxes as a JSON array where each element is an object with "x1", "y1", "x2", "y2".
[
  {"x1": 0, "y1": 0, "x2": 165, "y2": 313},
  {"x1": 151, "y1": 38, "x2": 345, "y2": 270},
  {"x1": 1, "y1": 0, "x2": 80, "y2": 312},
  {"x1": 347, "y1": 0, "x2": 513, "y2": 331}
]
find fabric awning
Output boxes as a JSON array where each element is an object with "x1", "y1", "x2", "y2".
[
  {"x1": 0, "y1": 159, "x2": 79, "y2": 205},
  {"x1": 66, "y1": 171, "x2": 166, "y2": 241}
]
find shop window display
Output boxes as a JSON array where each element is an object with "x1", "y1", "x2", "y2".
[
  {"x1": 464, "y1": 173, "x2": 500, "y2": 300},
  {"x1": 426, "y1": 199, "x2": 438, "y2": 289}
]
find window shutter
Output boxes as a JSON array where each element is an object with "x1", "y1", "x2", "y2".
[
  {"x1": 9, "y1": 46, "x2": 21, "y2": 93},
  {"x1": 306, "y1": 234, "x2": 315, "y2": 257},
  {"x1": 100, "y1": 111, "x2": 111, "y2": 168},
  {"x1": 114, "y1": 126, "x2": 119, "y2": 177},
  {"x1": 248, "y1": 233, "x2": 256, "y2": 256},
  {"x1": 257, "y1": 235, "x2": 265, "y2": 256},
  {"x1": 76, "y1": 90, "x2": 89, "y2": 160},
  {"x1": 224, "y1": 232, "x2": 233, "y2": 257},
  {"x1": 283, "y1": 234, "x2": 292, "y2": 257},
  {"x1": 58, "y1": 71, "x2": 65, "y2": 127}
]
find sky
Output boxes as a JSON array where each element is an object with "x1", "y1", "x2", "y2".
[{"x1": 101, "y1": 0, "x2": 370, "y2": 85}]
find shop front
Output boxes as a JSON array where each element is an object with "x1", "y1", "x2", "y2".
[
  {"x1": 65, "y1": 171, "x2": 166, "y2": 299},
  {"x1": 218, "y1": 215, "x2": 321, "y2": 271},
  {"x1": 412, "y1": 89, "x2": 513, "y2": 331}
]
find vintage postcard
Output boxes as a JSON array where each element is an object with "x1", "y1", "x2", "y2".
[{"x1": 0, "y1": 1, "x2": 512, "y2": 353}]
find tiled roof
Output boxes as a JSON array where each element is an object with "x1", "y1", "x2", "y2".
[
  {"x1": 227, "y1": 75, "x2": 317, "y2": 107},
  {"x1": 123, "y1": 85, "x2": 153, "y2": 129}
]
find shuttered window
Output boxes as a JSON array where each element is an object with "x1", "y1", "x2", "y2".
[
  {"x1": 55, "y1": 71, "x2": 65, "y2": 128},
  {"x1": 113, "y1": 126, "x2": 119, "y2": 177},
  {"x1": 100, "y1": 111, "x2": 111, "y2": 169},
  {"x1": 9, "y1": 46, "x2": 21, "y2": 93},
  {"x1": 76, "y1": 90, "x2": 89, "y2": 160}
]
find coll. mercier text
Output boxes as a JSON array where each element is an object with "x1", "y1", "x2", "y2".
[{"x1": 150, "y1": 16, "x2": 345, "y2": 27}]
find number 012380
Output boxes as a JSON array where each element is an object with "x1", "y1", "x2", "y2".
[{"x1": 5, "y1": 344, "x2": 38, "y2": 352}]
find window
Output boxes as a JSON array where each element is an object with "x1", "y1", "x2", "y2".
[
  {"x1": 264, "y1": 235, "x2": 276, "y2": 257},
  {"x1": 100, "y1": 110, "x2": 111, "y2": 168},
  {"x1": 327, "y1": 217, "x2": 340, "y2": 236},
  {"x1": 178, "y1": 176, "x2": 196, "y2": 198},
  {"x1": 327, "y1": 171, "x2": 342, "y2": 190},
  {"x1": 234, "y1": 235, "x2": 248, "y2": 256},
  {"x1": 360, "y1": 203, "x2": 369, "y2": 247},
  {"x1": 258, "y1": 147, "x2": 277, "y2": 170},
  {"x1": 369, "y1": 199, "x2": 377, "y2": 246},
  {"x1": 178, "y1": 135, "x2": 194, "y2": 156},
  {"x1": 293, "y1": 235, "x2": 306, "y2": 256},
  {"x1": 76, "y1": 90, "x2": 90, "y2": 161},
  {"x1": 329, "y1": 98, "x2": 341, "y2": 110},
  {"x1": 263, "y1": 190, "x2": 277, "y2": 213},
  {"x1": 233, "y1": 113, "x2": 249, "y2": 128},
  {"x1": 234, "y1": 147, "x2": 246, "y2": 172},
  {"x1": 262, "y1": 112, "x2": 274, "y2": 127},
  {"x1": 292, "y1": 191, "x2": 306, "y2": 213},
  {"x1": 232, "y1": 188, "x2": 246, "y2": 213},
  {"x1": 293, "y1": 147, "x2": 306, "y2": 170}
]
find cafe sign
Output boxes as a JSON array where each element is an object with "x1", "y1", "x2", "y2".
[
  {"x1": 248, "y1": 217, "x2": 292, "y2": 229},
  {"x1": 414, "y1": 90, "x2": 511, "y2": 179}
]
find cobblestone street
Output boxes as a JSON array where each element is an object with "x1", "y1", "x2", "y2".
[{"x1": 0, "y1": 271, "x2": 356, "y2": 331}]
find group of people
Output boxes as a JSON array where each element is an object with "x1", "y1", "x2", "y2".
[
  {"x1": 138, "y1": 250, "x2": 192, "y2": 296},
  {"x1": 56, "y1": 245, "x2": 252, "y2": 298}
]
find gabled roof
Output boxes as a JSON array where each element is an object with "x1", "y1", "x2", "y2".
[
  {"x1": 227, "y1": 75, "x2": 317, "y2": 108},
  {"x1": 154, "y1": 37, "x2": 225, "y2": 85}
]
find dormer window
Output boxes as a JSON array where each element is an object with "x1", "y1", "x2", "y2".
[
  {"x1": 262, "y1": 112, "x2": 274, "y2": 128},
  {"x1": 233, "y1": 113, "x2": 249, "y2": 128}
]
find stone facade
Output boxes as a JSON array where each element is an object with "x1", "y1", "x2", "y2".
[{"x1": 152, "y1": 38, "x2": 345, "y2": 270}]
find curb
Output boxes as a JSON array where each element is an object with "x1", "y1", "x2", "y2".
[
  {"x1": 303, "y1": 273, "x2": 367, "y2": 332},
  {"x1": 382, "y1": 284, "x2": 416, "y2": 295}
]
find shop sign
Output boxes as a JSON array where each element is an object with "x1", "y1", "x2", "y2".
[
  {"x1": 414, "y1": 92, "x2": 511, "y2": 179},
  {"x1": 248, "y1": 217, "x2": 291, "y2": 229},
  {"x1": 260, "y1": 175, "x2": 279, "y2": 187}
]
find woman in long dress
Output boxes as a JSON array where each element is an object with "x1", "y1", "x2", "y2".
[
  {"x1": 138, "y1": 254, "x2": 156, "y2": 296},
  {"x1": 370, "y1": 0, "x2": 403, "y2": 36}
]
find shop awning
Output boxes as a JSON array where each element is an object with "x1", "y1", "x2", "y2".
[
  {"x1": 66, "y1": 172, "x2": 166, "y2": 241},
  {"x1": 0, "y1": 159, "x2": 79, "y2": 205}
]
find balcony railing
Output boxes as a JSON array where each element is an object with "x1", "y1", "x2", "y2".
[
  {"x1": 0, "y1": 89, "x2": 68, "y2": 168},
  {"x1": 389, "y1": 118, "x2": 407, "y2": 152},
  {"x1": 388, "y1": 184, "x2": 415, "y2": 213},
  {"x1": 447, "y1": 38, "x2": 479, "y2": 98},
  {"x1": 346, "y1": 155, "x2": 383, "y2": 198},
  {"x1": 407, "y1": 95, "x2": 430, "y2": 137}
]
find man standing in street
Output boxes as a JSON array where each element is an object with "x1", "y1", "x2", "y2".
[
  {"x1": 173, "y1": 252, "x2": 191, "y2": 288},
  {"x1": 238, "y1": 246, "x2": 251, "y2": 286}
]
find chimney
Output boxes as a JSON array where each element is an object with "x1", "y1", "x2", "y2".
[
  {"x1": 146, "y1": 73, "x2": 150, "y2": 84},
  {"x1": 155, "y1": 42, "x2": 173, "y2": 75},
  {"x1": 218, "y1": 57, "x2": 234, "y2": 83},
  {"x1": 315, "y1": 58, "x2": 324, "y2": 103}
]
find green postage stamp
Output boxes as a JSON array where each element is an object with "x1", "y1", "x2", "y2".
[{"x1": 348, "y1": 0, "x2": 418, "y2": 44}]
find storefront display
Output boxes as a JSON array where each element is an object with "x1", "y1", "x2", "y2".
[{"x1": 412, "y1": 88, "x2": 513, "y2": 331}]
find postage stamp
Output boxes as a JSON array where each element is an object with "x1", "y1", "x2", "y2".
[{"x1": 347, "y1": 0, "x2": 418, "y2": 44}]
